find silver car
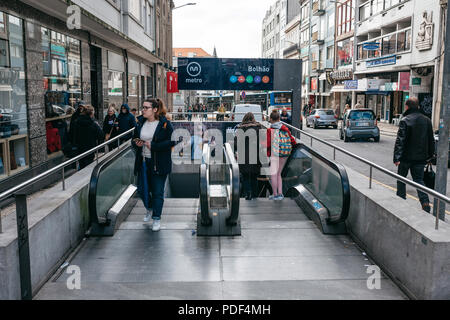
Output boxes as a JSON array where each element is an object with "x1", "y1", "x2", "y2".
[
  {"x1": 306, "y1": 109, "x2": 338, "y2": 129},
  {"x1": 339, "y1": 109, "x2": 380, "y2": 142}
]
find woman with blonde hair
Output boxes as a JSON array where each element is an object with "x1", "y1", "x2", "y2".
[{"x1": 132, "y1": 98, "x2": 175, "y2": 232}]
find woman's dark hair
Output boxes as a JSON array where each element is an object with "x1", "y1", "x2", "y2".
[
  {"x1": 145, "y1": 98, "x2": 167, "y2": 120},
  {"x1": 242, "y1": 112, "x2": 255, "y2": 124},
  {"x1": 83, "y1": 105, "x2": 95, "y2": 117},
  {"x1": 270, "y1": 110, "x2": 280, "y2": 122}
]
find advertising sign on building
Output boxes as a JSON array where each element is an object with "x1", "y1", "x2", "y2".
[
  {"x1": 366, "y1": 55, "x2": 397, "y2": 68},
  {"x1": 344, "y1": 80, "x2": 358, "y2": 90},
  {"x1": 166, "y1": 72, "x2": 178, "y2": 93},
  {"x1": 310, "y1": 78, "x2": 318, "y2": 91},
  {"x1": 398, "y1": 72, "x2": 410, "y2": 91}
]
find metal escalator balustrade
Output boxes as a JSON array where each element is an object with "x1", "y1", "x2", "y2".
[
  {"x1": 88, "y1": 145, "x2": 137, "y2": 236},
  {"x1": 198, "y1": 142, "x2": 241, "y2": 236},
  {"x1": 282, "y1": 143, "x2": 351, "y2": 234}
]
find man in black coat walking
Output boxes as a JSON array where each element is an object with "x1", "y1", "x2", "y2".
[{"x1": 394, "y1": 97, "x2": 435, "y2": 213}]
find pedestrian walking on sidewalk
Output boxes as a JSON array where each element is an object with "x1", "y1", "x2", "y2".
[
  {"x1": 103, "y1": 106, "x2": 118, "y2": 151},
  {"x1": 116, "y1": 104, "x2": 137, "y2": 144},
  {"x1": 394, "y1": 97, "x2": 435, "y2": 213},
  {"x1": 133, "y1": 98, "x2": 176, "y2": 232},
  {"x1": 267, "y1": 110, "x2": 297, "y2": 201}
]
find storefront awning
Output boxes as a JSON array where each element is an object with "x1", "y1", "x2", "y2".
[{"x1": 330, "y1": 85, "x2": 346, "y2": 92}]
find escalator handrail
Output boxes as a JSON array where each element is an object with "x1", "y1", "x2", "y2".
[
  {"x1": 88, "y1": 145, "x2": 133, "y2": 225},
  {"x1": 282, "y1": 142, "x2": 351, "y2": 225},
  {"x1": 199, "y1": 144, "x2": 212, "y2": 225},
  {"x1": 224, "y1": 143, "x2": 240, "y2": 226}
]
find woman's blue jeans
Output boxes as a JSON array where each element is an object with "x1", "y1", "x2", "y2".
[{"x1": 137, "y1": 158, "x2": 168, "y2": 220}]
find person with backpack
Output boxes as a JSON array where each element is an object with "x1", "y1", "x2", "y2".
[{"x1": 266, "y1": 110, "x2": 297, "y2": 201}]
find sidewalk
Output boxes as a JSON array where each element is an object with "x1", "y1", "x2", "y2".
[{"x1": 378, "y1": 122, "x2": 399, "y2": 137}]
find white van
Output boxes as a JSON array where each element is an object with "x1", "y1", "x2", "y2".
[{"x1": 231, "y1": 104, "x2": 263, "y2": 122}]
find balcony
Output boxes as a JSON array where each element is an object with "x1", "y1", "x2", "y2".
[
  {"x1": 283, "y1": 43, "x2": 299, "y2": 57},
  {"x1": 311, "y1": 31, "x2": 324, "y2": 45},
  {"x1": 311, "y1": 31, "x2": 318, "y2": 42},
  {"x1": 312, "y1": 1, "x2": 325, "y2": 16},
  {"x1": 311, "y1": 60, "x2": 318, "y2": 71}
]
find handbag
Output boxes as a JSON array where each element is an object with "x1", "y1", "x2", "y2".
[{"x1": 423, "y1": 163, "x2": 435, "y2": 189}]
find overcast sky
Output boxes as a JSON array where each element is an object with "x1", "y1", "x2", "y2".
[{"x1": 172, "y1": 0, "x2": 276, "y2": 58}]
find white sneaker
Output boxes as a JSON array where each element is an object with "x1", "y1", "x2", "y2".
[
  {"x1": 152, "y1": 219, "x2": 161, "y2": 232},
  {"x1": 268, "y1": 195, "x2": 276, "y2": 200},
  {"x1": 275, "y1": 194, "x2": 284, "y2": 201},
  {"x1": 143, "y1": 211, "x2": 152, "y2": 222}
]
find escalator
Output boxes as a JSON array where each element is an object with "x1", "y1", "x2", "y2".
[{"x1": 36, "y1": 138, "x2": 407, "y2": 300}]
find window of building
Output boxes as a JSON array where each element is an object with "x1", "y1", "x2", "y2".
[
  {"x1": 396, "y1": 29, "x2": 411, "y2": 52},
  {"x1": 328, "y1": 12, "x2": 335, "y2": 37},
  {"x1": 129, "y1": 0, "x2": 141, "y2": 21},
  {"x1": 337, "y1": 0, "x2": 353, "y2": 36},
  {"x1": 337, "y1": 38, "x2": 353, "y2": 67},
  {"x1": 0, "y1": 13, "x2": 28, "y2": 179},
  {"x1": 42, "y1": 28, "x2": 82, "y2": 119},
  {"x1": 301, "y1": 3, "x2": 309, "y2": 21},
  {"x1": 108, "y1": 71, "x2": 124, "y2": 96},
  {"x1": 327, "y1": 45, "x2": 334, "y2": 60},
  {"x1": 146, "y1": 0, "x2": 155, "y2": 38}
]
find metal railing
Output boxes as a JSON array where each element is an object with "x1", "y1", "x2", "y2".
[
  {"x1": 169, "y1": 111, "x2": 269, "y2": 122},
  {"x1": 0, "y1": 128, "x2": 135, "y2": 234},
  {"x1": 281, "y1": 121, "x2": 450, "y2": 230}
]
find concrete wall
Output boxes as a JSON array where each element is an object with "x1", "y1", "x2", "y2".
[
  {"x1": 345, "y1": 167, "x2": 450, "y2": 300},
  {"x1": 0, "y1": 163, "x2": 94, "y2": 299}
]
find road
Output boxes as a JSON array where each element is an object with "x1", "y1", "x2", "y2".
[{"x1": 298, "y1": 123, "x2": 450, "y2": 215}]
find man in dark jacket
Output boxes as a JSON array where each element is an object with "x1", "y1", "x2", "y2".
[
  {"x1": 280, "y1": 108, "x2": 292, "y2": 125},
  {"x1": 72, "y1": 105, "x2": 104, "y2": 169},
  {"x1": 116, "y1": 104, "x2": 137, "y2": 143},
  {"x1": 394, "y1": 97, "x2": 435, "y2": 212}
]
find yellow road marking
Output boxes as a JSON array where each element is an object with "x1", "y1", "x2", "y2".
[{"x1": 358, "y1": 172, "x2": 450, "y2": 215}]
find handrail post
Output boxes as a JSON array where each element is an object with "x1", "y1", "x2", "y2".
[
  {"x1": 435, "y1": 200, "x2": 440, "y2": 230},
  {"x1": 369, "y1": 166, "x2": 373, "y2": 189},
  {"x1": 96, "y1": 148, "x2": 99, "y2": 165},
  {"x1": 15, "y1": 194, "x2": 32, "y2": 300},
  {"x1": 333, "y1": 148, "x2": 336, "y2": 160},
  {"x1": 310, "y1": 137, "x2": 313, "y2": 147},
  {"x1": 0, "y1": 208, "x2": 2, "y2": 234},
  {"x1": 62, "y1": 167, "x2": 65, "y2": 191}
]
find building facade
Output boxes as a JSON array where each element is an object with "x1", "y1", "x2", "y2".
[
  {"x1": 0, "y1": 0, "x2": 173, "y2": 190},
  {"x1": 262, "y1": 0, "x2": 286, "y2": 59},
  {"x1": 338, "y1": 0, "x2": 444, "y2": 127}
]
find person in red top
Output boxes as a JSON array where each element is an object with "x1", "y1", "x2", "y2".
[{"x1": 266, "y1": 110, "x2": 297, "y2": 201}]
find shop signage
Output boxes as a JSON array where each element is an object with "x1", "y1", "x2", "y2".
[
  {"x1": 384, "y1": 82, "x2": 398, "y2": 91},
  {"x1": 367, "y1": 79, "x2": 382, "y2": 90},
  {"x1": 366, "y1": 55, "x2": 396, "y2": 68},
  {"x1": 412, "y1": 77, "x2": 422, "y2": 85},
  {"x1": 344, "y1": 80, "x2": 358, "y2": 90},
  {"x1": 51, "y1": 44, "x2": 66, "y2": 58},
  {"x1": 363, "y1": 42, "x2": 380, "y2": 51},
  {"x1": 330, "y1": 69, "x2": 353, "y2": 80},
  {"x1": 166, "y1": 71, "x2": 178, "y2": 93},
  {"x1": 310, "y1": 78, "x2": 318, "y2": 91},
  {"x1": 398, "y1": 72, "x2": 410, "y2": 91}
]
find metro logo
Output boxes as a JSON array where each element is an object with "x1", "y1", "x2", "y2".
[{"x1": 186, "y1": 62, "x2": 201, "y2": 77}]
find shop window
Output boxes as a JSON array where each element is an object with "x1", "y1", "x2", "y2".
[
  {"x1": 42, "y1": 27, "x2": 82, "y2": 158},
  {"x1": 337, "y1": 38, "x2": 353, "y2": 67},
  {"x1": 108, "y1": 71, "x2": 124, "y2": 96},
  {"x1": 0, "y1": 13, "x2": 29, "y2": 179},
  {"x1": 0, "y1": 39, "x2": 9, "y2": 67},
  {"x1": 42, "y1": 27, "x2": 82, "y2": 119}
]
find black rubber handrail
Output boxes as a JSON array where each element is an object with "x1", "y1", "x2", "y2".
[
  {"x1": 282, "y1": 142, "x2": 351, "y2": 225},
  {"x1": 199, "y1": 144, "x2": 212, "y2": 226},
  {"x1": 224, "y1": 143, "x2": 240, "y2": 226},
  {"x1": 88, "y1": 145, "x2": 133, "y2": 225}
]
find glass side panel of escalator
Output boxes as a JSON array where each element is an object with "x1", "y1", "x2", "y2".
[{"x1": 282, "y1": 146, "x2": 344, "y2": 219}]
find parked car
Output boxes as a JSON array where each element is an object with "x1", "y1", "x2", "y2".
[
  {"x1": 339, "y1": 109, "x2": 380, "y2": 142},
  {"x1": 231, "y1": 104, "x2": 263, "y2": 122},
  {"x1": 306, "y1": 109, "x2": 338, "y2": 129},
  {"x1": 431, "y1": 131, "x2": 450, "y2": 167}
]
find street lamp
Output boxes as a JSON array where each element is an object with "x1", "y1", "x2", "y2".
[
  {"x1": 330, "y1": 0, "x2": 358, "y2": 108},
  {"x1": 173, "y1": 2, "x2": 196, "y2": 10}
]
